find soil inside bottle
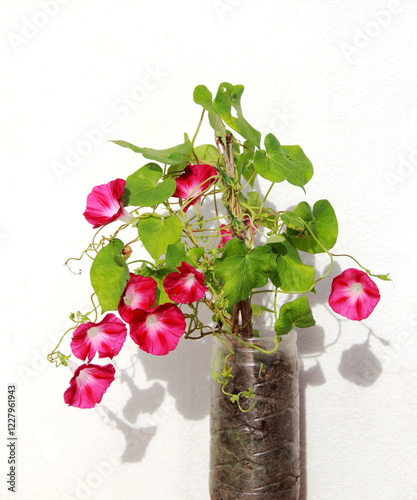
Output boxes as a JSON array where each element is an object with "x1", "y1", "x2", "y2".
[{"x1": 210, "y1": 344, "x2": 300, "y2": 500}]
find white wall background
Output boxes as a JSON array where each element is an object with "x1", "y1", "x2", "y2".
[{"x1": 1, "y1": 1, "x2": 416, "y2": 499}]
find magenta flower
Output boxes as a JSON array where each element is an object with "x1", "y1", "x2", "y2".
[
  {"x1": 173, "y1": 164, "x2": 217, "y2": 211},
  {"x1": 163, "y1": 262, "x2": 208, "y2": 304},
  {"x1": 219, "y1": 224, "x2": 234, "y2": 248},
  {"x1": 83, "y1": 178, "x2": 132, "y2": 228},
  {"x1": 70, "y1": 314, "x2": 127, "y2": 362},
  {"x1": 129, "y1": 303, "x2": 186, "y2": 355},
  {"x1": 118, "y1": 273, "x2": 157, "y2": 322},
  {"x1": 64, "y1": 363, "x2": 116, "y2": 409},
  {"x1": 218, "y1": 216, "x2": 256, "y2": 248},
  {"x1": 328, "y1": 268, "x2": 380, "y2": 321}
]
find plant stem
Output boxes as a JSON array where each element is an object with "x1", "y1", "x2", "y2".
[{"x1": 219, "y1": 134, "x2": 253, "y2": 341}]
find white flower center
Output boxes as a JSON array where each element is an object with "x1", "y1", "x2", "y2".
[
  {"x1": 124, "y1": 291, "x2": 133, "y2": 306},
  {"x1": 77, "y1": 368, "x2": 90, "y2": 385},
  {"x1": 350, "y1": 282, "x2": 363, "y2": 295},
  {"x1": 184, "y1": 273, "x2": 196, "y2": 287},
  {"x1": 87, "y1": 327, "x2": 100, "y2": 339},
  {"x1": 146, "y1": 314, "x2": 158, "y2": 328}
]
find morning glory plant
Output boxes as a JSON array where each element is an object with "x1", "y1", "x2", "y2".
[{"x1": 48, "y1": 82, "x2": 389, "y2": 409}]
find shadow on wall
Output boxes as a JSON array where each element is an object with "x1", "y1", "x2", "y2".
[
  {"x1": 297, "y1": 261, "x2": 388, "y2": 500},
  {"x1": 97, "y1": 334, "x2": 211, "y2": 463},
  {"x1": 94, "y1": 214, "x2": 388, "y2": 479}
]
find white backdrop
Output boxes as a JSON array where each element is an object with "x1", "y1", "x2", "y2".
[{"x1": 1, "y1": 1, "x2": 416, "y2": 499}]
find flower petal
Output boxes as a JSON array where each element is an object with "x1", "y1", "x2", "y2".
[
  {"x1": 64, "y1": 363, "x2": 116, "y2": 409},
  {"x1": 173, "y1": 164, "x2": 217, "y2": 211},
  {"x1": 70, "y1": 314, "x2": 127, "y2": 362},
  {"x1": 329, "y1": 268, "x2": 380, "y2": 321},
  {"x1": 83, "y1": 179, "x2": 130, "y2": 228},
  {"x1": 118, "y1": 274, "x2": 157, "y2": 322},
  {"x1": 129, "y1": 303, "x2": 186, "y2": 355},
  {"x1": 163, "y1": 262, "x2": 208, "y2": 304},
  {"x1": 218, "y1": 224, "x2": 234, "y2": 248}
]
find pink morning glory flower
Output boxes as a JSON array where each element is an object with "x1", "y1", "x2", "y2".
[
  {"x1": 218, "y1": 216, "x2": 256, "y2": 248},
  {"x1": 70, "y1": 313, "x2": 127, "y2": 362},
  {"x1": 118, "y1": 273, "x2": 157, "y2": 322},
  {"x1": 129, "y1": 303, "x2": 186, "y2": 355},
  {"x1": 328, "y1": 268, "x2": 380, "y2": 321},
  {"x1": 64, "y1": 363, "x2": 116, "y2": 409},
  {"x1": 173, "y1": 164, "x2": 217, "y2": 211},
  {"x1": 163, "y1": 262, "x2": 208, "y2": 304},
  {"x1": 83, "y1": 178, "x2": 132, "y2": 228},
  {"x1": 218, "y1": 224, "x2": 234, "y2": 248}
]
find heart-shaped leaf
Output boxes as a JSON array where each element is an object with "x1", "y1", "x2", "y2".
[
  {"x1": 287, "y1": 199, "x2": 338, "y2": 253},
  {"x1": 274, "y1": 296, "x2": 315, "y2": 336},
  {"x1": 138, "y1": 215, "x2": 183, "y2": 260},
  {"x1": 90, "y1": 239, "x2": 130, "y2": 313},
  {"x1": 253, "y1": 133, "x2": 313, "y2": 188},
  {"x1": 124, "y1": 163, "x2": 176, "y2": 207}
]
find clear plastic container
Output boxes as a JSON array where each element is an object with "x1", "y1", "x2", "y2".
[{"x1": 209, "y1": 333, "x2": 300, "y2": 499}]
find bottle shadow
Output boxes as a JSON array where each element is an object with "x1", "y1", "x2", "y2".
[
  {"x1": 96, "y1": 331, "x2": 211, "y2": 464},
  {"x1": 297, "y1": 262, "x2": 388, "y2": 499}
]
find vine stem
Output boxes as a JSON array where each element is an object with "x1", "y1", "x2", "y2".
[
  {"x1": 218, "y1": 134, "x2": 253, "y2": 341},
  {"x1": 191, "y1": 109, "x2": 205, "y2": 162}
]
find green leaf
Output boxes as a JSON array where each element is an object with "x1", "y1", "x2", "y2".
[
  {"x1": 193, "y1": 144, "x2": 220, "y2": 165},
  {"x1": 274, "y1": 296, "x2": 315, "y2": 336},
  {"x1": 253, "y1": 133, "x2": 313, "y2": 188},
  {"x1": 187, "y1": 247, "x2": 204, "y2": 266},
  {"x1": 213, "y1": 83, "x2": 261, "y2": 147},
  {"x1": 270, "y1": 235, "x2": 315, "y2": 292},
  {"x1": 237, "y1": 147, "x2": 255, "y2": 183},
  {"x1": 124, "y1": 163, "x2": 176, "y2": 207},
  {"x1": 266, "y1": 234, "x2": 285, "y2": 244},
  {"x1": 111, "y1": 136, "x2": 191, "y2": 165},
  {"x1": 288, "y1": 200, "x2": 338, "y2": 253},
  {"x1": 193, "y1": 85, "x2": 227, "y2": 140},
  {"x1": 213, "y1": 239, "x2": 277, "y2": 305},
  {"x1": 138, "y1": 266, "x2": 172, "y2": 306},
  {"x1": 165, "y1": 241, "x2": 187, "y2": 268},
  {"x1": 280, "y1": 211, "x2": 305, "y2": 231},
  {"x1": 90, "y1": 239, "x2": 129, "y2": 313},
  {"x1": 374, "y1": 273, "x2": 391, "y2": 281},
  {"x1": 246, "y1": 191, "x2": 263, "y2": 211},
  {"x1": 138, "y1": 215, "x2": 183, "y2": 259},
  {"x1": 251, "y1": 304, "x2": 274, "y2": 317},
  {"x1": 193, "y1": 85, "x2": 216, "y2": 113}
]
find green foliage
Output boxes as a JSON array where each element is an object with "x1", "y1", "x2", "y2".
[
  {"x1": 111, "y1": 135, "x2": 191, "y2": 165},
  {"x1": 90, "y1": 239, "x2": 129, "y2": 313},
  {"x1": 52, "y1": 81, "x2": 387, "y2": 411},
  {"x1": 193, "y1": 144, "x2": 220, "y2": 165},
  {"x1": 287, "y1": 199, "x2": 338, "y2": 253},
  {"x1": 138, "y1": 215, "x2": 183, "y2": 259},
  {"x1": 213, "y1": 83, "x2": 261, "y2": 148},
  {"x1": 274, "y1": 296, "x2": 315, "y2": 336},
  {"x1": 194, "y1": 82, "x2": 261, "y2": 147},
  {"x1": 123, "y1": 163, "x2": 176, "y2": 207},
  {"x1": 279, "y1": 211, "x2": 305, "y2": 231},
  {"x1": 269, "y1": 235, "x2": 315, "y2": 292},
  {"x1": 165, "y1": 241, "x2": 187, "y2": 268},
  {"x1": 253, "y1": 133, "x2": 313, "y2": 188},
  {"x1": 213, "y1": 239, "x2": 277, "y2": 305}
]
